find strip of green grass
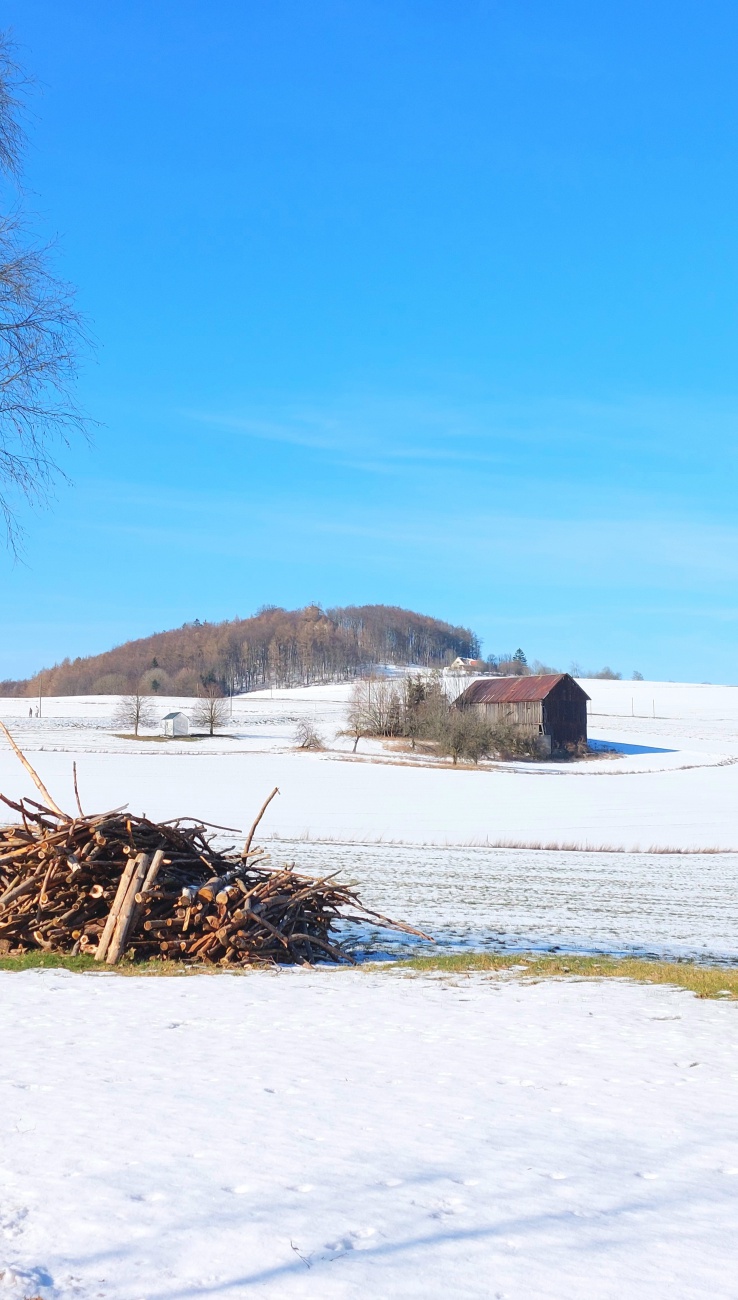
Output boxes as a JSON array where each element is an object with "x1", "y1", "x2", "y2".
[
  {"x1": 0, "y1": 952, "x2": 98, "y2": 973},
  {"x1": 2, "y1": 948, "x2": 737, "y2": 999},
  {"x1": 0, "y1": 951, "x2": 198, "y2": 976},
  {"x1": 388, "y1": 951, "x2": 738, "y2": 999}
]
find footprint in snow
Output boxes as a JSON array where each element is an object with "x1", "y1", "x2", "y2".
[
  {"x1": 0, "y1": 1205, "x2": 28, "y2": 1238},
  {"x1": 326, "y1": 1228, "x2": 377, "y2": 1253},
  {"x1": 326, "y1": 1236, "x2": 355, "y2": 1254},
  {"x1": 430, "y1": 1197, "x2": 466, "y2": 1218}
]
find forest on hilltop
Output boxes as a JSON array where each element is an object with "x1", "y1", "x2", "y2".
[{"x1": 1, "y1": 604, "x2": 480, "y2": 697}]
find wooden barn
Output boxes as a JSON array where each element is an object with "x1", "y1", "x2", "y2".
[{"x1": 454, "y1": 673, "x2": 589, "y2": 754}]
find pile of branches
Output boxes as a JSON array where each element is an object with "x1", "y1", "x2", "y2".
[{"x1": 0, "y1": 728, "x2": 428, "y2": 965}]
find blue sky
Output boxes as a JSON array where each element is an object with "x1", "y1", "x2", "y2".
[{"x1": 2, "y1": 0, "x2": 738, "y2": 682}]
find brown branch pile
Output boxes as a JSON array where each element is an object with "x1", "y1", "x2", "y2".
[{"x1": 0, "y1": 794, "x2": 428, "y2": 966}]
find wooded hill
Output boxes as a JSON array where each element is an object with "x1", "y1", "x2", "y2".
[{"x1": 1, "y1": 604, "x2": 480, "y2": 698}]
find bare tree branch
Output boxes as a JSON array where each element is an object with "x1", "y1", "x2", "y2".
[
  {"x1": 0, "y1": 33, "x2": 91, "y2": 554},
  {"x1": 0, "y1": 34, "x2": 27, "y2": 180}
]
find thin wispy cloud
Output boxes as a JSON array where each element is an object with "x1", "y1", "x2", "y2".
[
  {"x1": 63, "y1": 472, "x2": 738, "y2": 597},
  {"x1": 181, "y1": 390, "x2": 738, "y2": 523},
  {"x1": 184, "y1": 390, "x2": 738, "y2": 456}
]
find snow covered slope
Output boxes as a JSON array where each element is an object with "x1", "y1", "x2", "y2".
[
  {"x1": 1, "y1": 967, "x2": 737, "y2": 1300},
  {"x1": 1, "y1": 678, "x2": 737, "y2": 850}
]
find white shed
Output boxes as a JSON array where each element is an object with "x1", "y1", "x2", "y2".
[{"x1": 162, "y1": 711, "x2": 189, "y2": 737}]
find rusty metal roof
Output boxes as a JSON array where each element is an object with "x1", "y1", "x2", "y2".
[{"x1": 455, "y1": 673, "x2": 589, "y2": 705}]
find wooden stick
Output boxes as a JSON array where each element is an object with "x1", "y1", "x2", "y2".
[
  {"x1": 106, "y1": 853, "x2": 150, "y2": 965},
  {"x1": 0, "y1": 721, "x2": 69, "y2": 820},
  {"x1": 127, "y1": 849, "x2": 166, "y2": 939},
  {"x1": 95, "y1": 854, "x2": 142, "y2": 962},
  {"x1": 141, "y1": 848, "x2": 166, "y2": 894},
  {"x1": 290, "y1": 931, "x2": 353, "y2": 963},
  {"x1": 37, "y1": 859, "x2": 57, "y2": 912},
  {"x1": 0, "y1": 868, "x2": 46, "y2": 911},
  {"x1": 242, "y1": 787, "x2": 279, "y2": 859},
  {"x1": 343, "y1": 905, "x2": 435, "y2": 941},
  {"x1": 159, "y1": 817, "x2": 242, "y2": 833},
  {"x1": 72, "y1": 763, "x2": 84, "y2": 818}
]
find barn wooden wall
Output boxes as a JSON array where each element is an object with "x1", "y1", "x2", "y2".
[{"x1": 471, "y1": 700, "x2": 543, "y2": 733}]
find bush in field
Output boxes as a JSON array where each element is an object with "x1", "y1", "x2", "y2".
[
  {"x1": 571, "y1": 663, "x2": 623, "y2": 681},
  {"x1": 294, "y1": 718, "x2": 325, "y2": 750},
  {"x1": 435, "y1": 706, "x2": 544, "y2": 764},
  {"x1": 445, "y1": 710, "x2": 493, "y2": 764},
  {"x1": 485, "y1": 721, "x2": 544, "y2": 760}
]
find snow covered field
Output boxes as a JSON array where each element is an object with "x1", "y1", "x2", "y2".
[
  {"x1": 2, "y1": 677, "x2": 738, "y2": 959},
  {"x1": 284, "y1": 840, "x2": 738, "y2": 964},
  {"x1": 3, "y1": 680, "x2": 738, "y2": 1298},
  {"x1": 1, "y1": 677, "x2": 738, "y2": 852},
  {"x1": 2, "y1": 967, "x2": 738, "y2": 1300}
]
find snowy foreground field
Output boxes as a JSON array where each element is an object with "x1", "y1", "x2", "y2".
[{"x1": 3, "y1": 967, "x2": 738, "y2": 1300}]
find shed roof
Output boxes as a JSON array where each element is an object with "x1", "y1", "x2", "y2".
[
  {"x1": 456, "y1": 673, "x2": 590, "y2": 705},
  {"x1": 162, "y1": 711, "x2": 187, "y2": 720}
]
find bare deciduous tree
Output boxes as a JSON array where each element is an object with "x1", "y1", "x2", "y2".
[
  {"x1": 114, "y1": 690, "x2": 153, "y2": 737},
  {"x1": 0, "y1": 34, "x2": 90, "y2": 553},
  {"x1": 345, "y1": 683, "x2": 366, "y2": 751},
  {"x1": 193, "y1": 685, "x2": 228, "y2": 736},
  {"x1": 345, "y1": 678, "x2": 377, "y2": 751},
  {"x1": 345, "y1": 675, "x2": 405, "y2": 751}
]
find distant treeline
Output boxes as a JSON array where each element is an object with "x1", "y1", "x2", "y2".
[{"x1": 2, "y1": 604, "x2": 481, "y2": 698}]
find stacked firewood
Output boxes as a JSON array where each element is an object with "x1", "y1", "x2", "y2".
[
  {"x1": 0, "y1": 794, "x2": 426, "y2": 964},
  {"x1": 0, "y1": 724, "x2": 428, "y2": 965}
]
